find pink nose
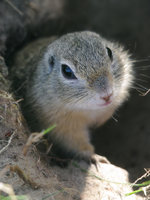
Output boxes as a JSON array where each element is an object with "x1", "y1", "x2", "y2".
[{"x1": 101, "y1": 93, "x2": 113, "y2": 102}]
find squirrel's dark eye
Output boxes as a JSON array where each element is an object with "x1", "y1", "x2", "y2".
[
  {"x1": 106, "y1": 47, "x2": 113, "y2": 60},
  {"x1": 62, "y1": 64, "x2": 77, "y2": 80}
]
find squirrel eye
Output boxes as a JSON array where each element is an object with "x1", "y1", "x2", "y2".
[
  {"x1": 106, "y1": 47, "x2": 113, "y2": 60},
  {"x1": 61, "y1": 64, "x2": 77, "y2": 80}
]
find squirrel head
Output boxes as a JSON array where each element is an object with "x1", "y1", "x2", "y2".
[{"x1": 33, "y1": 31, "x2": 133, "y2": 110}]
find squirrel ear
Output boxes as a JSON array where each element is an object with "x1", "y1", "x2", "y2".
[
  {"x1": 48, "y1": 56, "x2": 55, "y2": 74},
  {"x1": 106, "y1": 47, "x2": 113, "y2": 61},
  {"x1": 49, "y1": 56, "x2": 55, "y2": 67}
]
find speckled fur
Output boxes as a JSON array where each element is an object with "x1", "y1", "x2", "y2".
[{"x1": 12, "y1": 31, "x2": 134, "y2": 159}]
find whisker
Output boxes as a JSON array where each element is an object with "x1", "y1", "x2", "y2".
[
  {"x1": 131, "y1": 87, "x2": 149, "y2": 95},
  {"x1": 135, "y1": 78, "x2": 149, "y2": 83},
  {"x1": 135, "y1": 65, "x2": 150, "y2": 70},
  {"x1": 131, "y1": 86, "x2": 148, "y2": 93},
  {"x1": 133, "y1": 58, "x2": 150, "y2": 63},
  {"x1": 136, "y1": 68, "x2": 150, "y2": 71},
  {"x1": 139, "y1": 89, "x2": 150, "y2": 96},
  {"x1": 136, "y1": 89, "x2": 146, "y2": 95},
  {"x1": 65, "y1": 92, "x2": 88, "y2": 105},
  {"x1": 140, "y1": 65, "x2": 150, "y2": 68},
  {"x1": 14, "y1": 80, "x2": 27, "y2": 93},
  {"x1": 131, "y1": 80, "x2": 150, "y2": 95},
  {"x1": 74, "y1": 93, "x2": 88, "y2": 104},
  {"x1": 135, "y1": 65, "x2": 150, "y2": 72},
  {"x1": 135, "y1": 83, "x2": 149, "y2": 91},
  {"x1": 111, "y1": 115, "x2": 118, "y2": 123},
  {"x1": 140, "y1": 74, "x2": 150, "y2": 79}
]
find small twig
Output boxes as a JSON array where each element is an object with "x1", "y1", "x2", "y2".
[
  {"x1": 144, "y1": 168, "x2": 150, "y2": 176},
  {"x1": 46, "y1": 143, "x2": 53, "y2": 154},
  {"x1": 23, "y1": 125, "x2": 56, "y2": 156},
  {"x1": 0, "y1": 164, "x2": 39, "y2": 190},
  {"x1": 0, "y1": 130, "x2": 16, "y2": 154},
  {"x1": 4, "y1": 0, "x2": 24, "y2": 16},
  {"x1": 142, "y1": 185, "x2": 150, "y2": 196},
  {"x1": 131, "y1": 169, "x2": 150, "y2": 186},
  {"x1": 10, "y1": 165, "x2": 39, "y2": 189},
  {"x1": 13, "y1": 98, "x2": 24, "y2": 104}
]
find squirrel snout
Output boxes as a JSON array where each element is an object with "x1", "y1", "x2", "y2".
[{"x1": 100, "y1": 92, "x2": 113, "y2": 103}]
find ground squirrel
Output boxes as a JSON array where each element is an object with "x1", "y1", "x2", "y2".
[{"x1": 11, "y1": 31, "x2": 133, "y2": 162}]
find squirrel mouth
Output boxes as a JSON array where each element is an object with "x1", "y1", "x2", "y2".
[{"x1": 98, "y1": 100, "x2": 112, "y2": 107}]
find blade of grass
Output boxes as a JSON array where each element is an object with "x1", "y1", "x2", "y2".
[
  {"x1": 43, "y1": 124, "x2": 56, "y2": 135},
  {"x1": 0, "y1": 195, "x2": 28, "y2": 200}
]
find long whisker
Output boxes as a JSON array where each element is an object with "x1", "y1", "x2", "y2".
[
  {"x1": 140, "y1": 74, "x2": 150, "y2": 79},
  {"x1": 131, "y1": 85, "x2": 149, "y2": 93},
  {"x1": 63, "y1": 92, "x2": 88, "y2": 105},
  {"x1": 111, "y1": 115, "x2": 118, "y2": 123},
  {"x1": 135, "y1": 65, "x2": 150, "y2": 70},
  {"x1": 135, "y1": 78, "x2": 149, "y2": 83},
  {"x1": 73, "y1": 93, "x2": 88, "y2": 104},
  {"x1": 139, "y1": 89, "x2": 150, "y2": 96},
  {"x1": 130, "y1": 86, "x2": 149, "y2": 95},
  {"x1": 133, "y1": 58, "x2": 150, "y2": 63},
  {"x1": 135, "y1": 89, "x2": 147, "y2": 95},
  {"x1": 135, "y1": 83, "x2": 149, "y2": 91}
]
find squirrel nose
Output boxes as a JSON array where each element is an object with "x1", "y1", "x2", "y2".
[{"x1": 101, "y1": 92, "x2": 113, "y2": 102}]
